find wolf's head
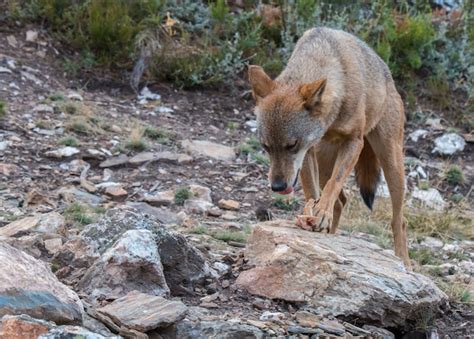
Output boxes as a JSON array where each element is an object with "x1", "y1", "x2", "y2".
[{"x1": 249, "y1": 65, "x2": 330, "y2": 195}]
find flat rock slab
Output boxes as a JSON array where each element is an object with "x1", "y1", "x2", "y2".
[
  {"x1": 0, "y1": 242, "x2": 83, "y2": 324},
  {"x1": 0, "y1": 212, "x2": 65, "y2": 237},
  {"x1": 236, "y1": 221, "x2": 448, "y2": 328},
  {"x1": 98, "y1": 291, "x2": 187, "y2": 332},
  {"x1": 182, "y1": 140, "x2": 236, "y2": 161}
]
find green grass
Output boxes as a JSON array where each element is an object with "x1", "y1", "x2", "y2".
[
  {"x1": 144, "y1": 126, "x2": 174, "y2": 145},
  {"x1": 59, "y1": 136, "x2": 80, "y2": 147},
  {"x1": 174, "y1": 187, "x2": 191, "y2": 205},
  {"x1": 227, "y1": 121, "x2": 238, "y2": 130},
  {"x1": 252, "y1": 153, "x2": 269, "y2": 166},
  {"x1": 409, "y1": 248, "x2": 442, "y2": 266},
  {"x1": 63, "y1": 202, "x2": 102, "y2": 226},
  {"x1": 437, "y1": 280, "x2": 473, "y2": 304},
  {"x1": 272, "y1": 194, "x2": 299, "y2": 211},
  {"x1": 0, "y1": 100, "x2": 6, "y2": 118},
  {"x1": 211, "y1": 230, "x2": 247, "y2": 243},
  {"x1": 49, "y1": 92, "x2": 66, "y2": 101},
  {"x1": 189, "y1": 225, "x2": 208, "y2": 235}
]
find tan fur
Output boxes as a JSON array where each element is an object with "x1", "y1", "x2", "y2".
[{"x1": 249, "y1": 27, "x2": 411, "y2": 268}]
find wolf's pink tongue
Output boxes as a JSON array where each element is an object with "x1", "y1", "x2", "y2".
[{"x1": 277, "y1": 186, "x2": 294, "y2": 195}]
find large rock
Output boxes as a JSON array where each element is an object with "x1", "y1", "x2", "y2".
[
  {"x1": 97, "y1": 291, "x2": 187, "y2": 332},
  {"x1": 53, "y1": 207, "x2": 160, "y2": 282},
  {"x1": 0, "y1": 242, "x2": 83, "y2": 324},
  {"x1": 182, "y1": 140, "x2": 236, "y2": 161},
  {"x1": 77, "y1": 230, "x2": 169, "y2": 302},
  {"x1": 155, "y1": 227, "x2": 214, "y2": 295},
  {"x1": 176, "y1": 320, "x2": 263, "y2": 339},
  {"x1": 0, "y1": 314, "x2": 53, "y2": 339},
  {"x1": 54, "y1": 207, "x2": 213, "y2": 295},
  {"x1": 236, "y1": 221, "x2": 448, "y2": 328},
  {"x1": 0, "y1": 212, "x2": 65, "y2": 237}
]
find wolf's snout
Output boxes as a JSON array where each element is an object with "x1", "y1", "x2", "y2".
[{"x1": 271, "y1": 179, "x2": 288, "y2": 192}]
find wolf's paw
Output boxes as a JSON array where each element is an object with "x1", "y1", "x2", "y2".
[{"x1": 295, "y1": 199, "x2": 333, "y2": 232}]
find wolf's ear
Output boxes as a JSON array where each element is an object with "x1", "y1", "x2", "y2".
[
  {"x1": 299, "y1": 78, "x2": 327, "y2": 110},
  {"x1": 248, "y1": 65, "x2": 274, "y2": 102}
]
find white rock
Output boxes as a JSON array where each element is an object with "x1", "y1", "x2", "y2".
[
  {"x1": 45, "y1": 147, "x2": 80, "y2": 158},
  {"x1": 432, "y1": 133, "x2": 466, "y2": 155},
  {"x1": 26, "y1": 30, "x2": 38, "y2": 42},
  {"x1": 259, "y1": 311, "x2": 286, "y2": 322},
  {"x1": 33, "y1": 104, "x2": 54, "y2": 114},
  {"x1": 138, "y1": 86, "x2": 161, "y2": 104},
  {"x1": 420, "y1": 237, "x2": 444, "y2": 250},
  {"x1": 409, "y1": 129, "x2": 428, "y2": 142},
  {"x1": 0, "y1": 66, "x2": 12, "y2": 74},
  {"x1": 67, "y1": 92, "x2": 83, "y2": 101},
  {"x1": 411, "y1": 187, "x2": 446, "y2": 210},
  {"x1": 0, "y1": 212, "x2": 65, "y2": 237}
]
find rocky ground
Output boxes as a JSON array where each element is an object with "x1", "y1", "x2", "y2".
[{"x1": 0, "y1": 26, "x2": 473, "y2": 338}]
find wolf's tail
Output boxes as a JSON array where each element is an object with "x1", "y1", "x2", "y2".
[{"x1": 354, "y1": 138, "x2": 381, "y2": 210}]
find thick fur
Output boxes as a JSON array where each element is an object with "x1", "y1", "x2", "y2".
[{"x1": 249, "y1": 27, "x2": 411, "y2": 267}]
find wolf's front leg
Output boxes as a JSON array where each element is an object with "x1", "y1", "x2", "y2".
[{"x1": 296, "y1": 137, "x2": 363, "y2": 232}]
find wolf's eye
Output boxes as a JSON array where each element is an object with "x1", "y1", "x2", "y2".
[
  {"x1": 261, "y1": 143, "x2": 270, "y2": 152},
  {"x1": 285, "y1": 140, "x2": 298, "y2": 151}
]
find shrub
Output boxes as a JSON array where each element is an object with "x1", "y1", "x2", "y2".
[
  {"x1": 445, "y1": 165, "x2": 465, "y2": 185},
  {"x1": 174, "y1": 187, "x2": 191, "y2": 205}
]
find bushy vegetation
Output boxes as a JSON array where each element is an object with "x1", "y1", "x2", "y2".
[{"x1": 4, "y1": 0, "x2": 472, "y2": 124}]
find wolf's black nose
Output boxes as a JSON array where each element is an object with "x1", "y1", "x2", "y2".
[{"x1": 271, "y1": 180, "x2": 287, "y2": 192}]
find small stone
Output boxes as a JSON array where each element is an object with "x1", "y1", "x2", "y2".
[
  {"x1": 295, "y1": 311, "x2": 320, "y2": 328},
  {"x1": 104, "y1": 184, "x2": 127, "y2": 198},
  {"x1": 57, "y1": 187, "x2": 103, "y2": 206},
  {"x1": 44, "y1": 238, "x2": 63, "y2": 255},
  {"x1": 26, "y1": 30, "x2": 38, "y2": 42},
  {"x1": 221, "y1": 212, "x2": 238, "y2": 221},
  {"x1": 207, "y1": 207, "x2": 223, "y2": 217},
  {"x1": 287, "y1": 326, "x2": 322, "y2": 335},
  {"x1": 67, "y1": 92, "x2": 83, "y2": 101},
  {"x1": 317, "y1": 320, "x2": 346, "y2": 336},
  {"x1": 97, "y1": 291, "x2": 187, "y2": 332},
  {"x1": 221, "y1": 280, "x2": 230, "y2": 288},
  {"x1": 213, "y1": 262, "x2": 230, "y2": 274},
  {"x1": 200, "y1": 292, "x2": 219, "y2": 303},
  {"x1": 0, "y1": 163, "x2": 21, "y2": 176},
  {"x1": 420, "y1": 236, "x2": 444, "y2": 250},
  {"x1": 7, "y1": 35, "x2": 17, "y2": 48},
  {"x1": 0, "y1": 66, "x2": 12, "y2": 74},
  {"x1": 144, "y1": 190, "x2": 174, "y2": 206},
  {"x1": 100, "y1": 155, "x2": 129, "y2": 168},
  {"x1": 45, "y1": 147, "x2": 80, "y2": 158},
  {"x1": 218, "y1": 199, "x2": 240, "y2": 211},
  {"x1": 109, "y1": 125, "x2": 122, "y2": 133},
  {"x1": 259, "y1": 311, "x2": 286, "y2": 322},
  {"x1": 33, "y1": 104, "x2": 54, "y2": 114},
  {"x1": 409, "y1": 129, "x2": 428, "y2": 142},
  {"x1": 411, "y1": 187, "x2": 446, "y2": 210},
  {"x1": 182, "y1": 140, "x2": 236, "y2": 161}
]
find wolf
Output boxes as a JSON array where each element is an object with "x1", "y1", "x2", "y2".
[{"x1": 248, "y1": 27, "x2": 410, "y2": 267}]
